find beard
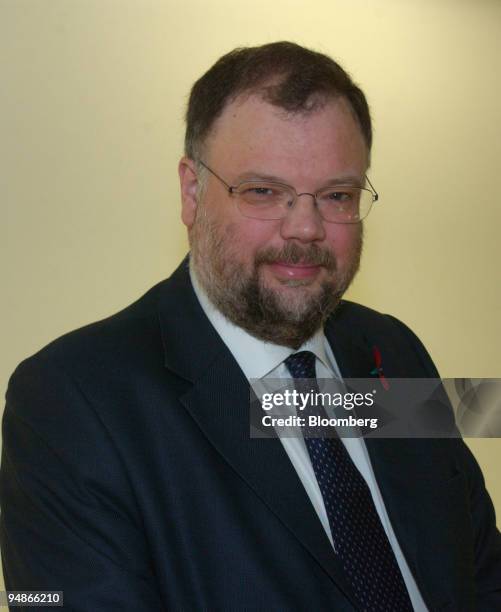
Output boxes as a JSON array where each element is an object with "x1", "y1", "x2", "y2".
[{"x1": 190, "y1": 206, "x2": 362, "y2": 349}]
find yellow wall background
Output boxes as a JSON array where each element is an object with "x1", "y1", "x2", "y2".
[{"x1": 1, "y1": 0, "x2": 500, "y2": 590}]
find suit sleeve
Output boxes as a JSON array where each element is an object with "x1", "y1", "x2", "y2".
[
  {"x1": 0, "y1": 355, "x2": 166, "y2": 611},
  {"x1": 455, "y1": 439, "x2": 501, "y2": 608},
  {"x1": 387, "y1": 313, "x2": 501, "y2": 606}
]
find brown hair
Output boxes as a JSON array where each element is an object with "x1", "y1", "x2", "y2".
[{"x1": 184, "y1": 41, "x2": 372, "y2": 160}]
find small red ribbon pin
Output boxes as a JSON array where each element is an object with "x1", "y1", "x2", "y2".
[{"x1": 371, "y1": 345, "x2": 390, "y2": 390}]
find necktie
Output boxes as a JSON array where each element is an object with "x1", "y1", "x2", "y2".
[{"x1": 284, "y1": 351, "x2": 413, "y2": 612}]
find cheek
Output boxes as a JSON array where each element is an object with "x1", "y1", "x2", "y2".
[
  {"x1": 326, "y1": 225, "x2": 363, "y2": 261},
  {"x1": 226, "y1": 220, "x2": 280, "y2": 257}
]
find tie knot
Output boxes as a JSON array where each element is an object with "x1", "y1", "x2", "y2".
[{"x1": 284, "y1": 351, "x2": 317, "y2": 379}]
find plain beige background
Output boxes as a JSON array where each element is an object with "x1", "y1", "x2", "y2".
[{"x1": 2, "y1": 0, "x2": 500, "y2": 592}]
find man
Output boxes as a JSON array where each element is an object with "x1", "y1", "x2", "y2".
[{"x1": 1, "y1": 42, "x2": 500, "y2": 611}]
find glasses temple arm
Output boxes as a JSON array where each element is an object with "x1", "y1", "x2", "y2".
[
  {"x1": 365, "y1": 175, "x2": 379, "y2": 201},
  {"x1": 198, "y1": 160, "x2": 233, "y2": 192}
]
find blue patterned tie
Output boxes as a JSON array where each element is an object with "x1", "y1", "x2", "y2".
[{"x1": 285, "y1": 351, "x2": 414, "y2": 612}]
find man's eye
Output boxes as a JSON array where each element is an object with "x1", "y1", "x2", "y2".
[
  {"x1": 326, "y1": 191, "x2": 352, "y2": 202},
  {"x1": 240, "y1": 185, "x2": 286, "y2": 202},
  {"x1": 248, "y1": 187, "x2": 275, "y2": 196}
]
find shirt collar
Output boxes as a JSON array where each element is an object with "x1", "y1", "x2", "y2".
[{"x1": 190, "y1": 262, "x2": 332, "y2": 380}]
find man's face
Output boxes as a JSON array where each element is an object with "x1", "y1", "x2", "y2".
[{"x1": 179, "y1": 94, "x2": 368, "y2": 348}]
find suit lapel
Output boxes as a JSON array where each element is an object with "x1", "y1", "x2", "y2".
[
  {"x1": 324, "y1": 304, "x2": 375, "y2": 379},
  {"x1": 157, "y1": 261, "x2": 359, "y2": 607},
  {"x1": 180, "y1": 351, "x2": 359, "y2": 604},
  {"x1": 325, "y1": 306, "x2": 446, "y2": 609},
  {"x1": 361, "y1": 438, "x2": 457, "y2": 610}
]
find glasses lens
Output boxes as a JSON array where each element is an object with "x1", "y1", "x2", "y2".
[
  {"x1": 236, "y1": 182, "x2": 292, "y2": 219},
  {"x1": 316, "y1": 187, "x2": 373, "y2": 223}
]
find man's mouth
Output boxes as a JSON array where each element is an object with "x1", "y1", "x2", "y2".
[{"x1": 267, "y1": 261, "x2": 323, "y2": 281}]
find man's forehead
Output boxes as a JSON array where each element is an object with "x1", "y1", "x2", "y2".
[
  {"x1": 203, "y1": 93, "x2": 368, "y2": 174},
  {"x1": 206, "y1": 93, "x2": 360, "y2": 146}
]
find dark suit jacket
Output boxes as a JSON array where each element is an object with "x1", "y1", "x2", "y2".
[{"x1": 1, "y1": 259, "x2": 500, "y2": 611}]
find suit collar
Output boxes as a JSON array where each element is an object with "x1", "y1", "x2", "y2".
[
  {"x1": 189, "y1": 263, "x2": 291, "y2": 379},
  {"x1": 158, "y1": 257, "x2": 375, "y2": 382},
  {"x1": 189, "y1": 261, "x2": 335, "y2": 380},
  {"x1": 324, "y1": 303, "x2": 376, "y2": 378},
  {"x1": 157, "y1": 257, "x2": 227, "y2": 383}
]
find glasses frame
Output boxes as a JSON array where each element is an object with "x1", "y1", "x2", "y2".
[{"x1": 198, "y1": 160, "x2": 379, "y2": 224}]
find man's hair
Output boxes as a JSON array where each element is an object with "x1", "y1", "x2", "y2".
[{"x1": 184, "y1": 41, "x2": 372, "y2": 160}]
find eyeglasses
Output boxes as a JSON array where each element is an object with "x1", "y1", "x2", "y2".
[{"x1": 198, "y1": 161, "x2": 379, "y2": 224}]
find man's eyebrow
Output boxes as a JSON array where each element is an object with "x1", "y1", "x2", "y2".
[
  {"x1": 234, "y1": 171, "x2": 365, "y2": 188},
  {"x1": 235, "y1": 171, "x2": 289, "y2": 183},
  {"x1": 321, "y1": 176, "x2": 365, "y2": 188}
]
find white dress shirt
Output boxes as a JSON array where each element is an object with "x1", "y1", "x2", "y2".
[{"x1": 190, "y1": 265, "x2": 427, "y2": 611}]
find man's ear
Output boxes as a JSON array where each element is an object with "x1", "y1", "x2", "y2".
[{"x1": 178, "y1": 157, "x2": 199, "y2": 229}]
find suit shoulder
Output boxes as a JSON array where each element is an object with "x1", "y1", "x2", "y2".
[
  {"x1": 331, "y1": 300, "x2": 440, "y2": 377},
  {"x1": 333, "y1": 299, "x2": 420, "y2": 336},
  {"x1": 10, "y1": 279, "x2": 169, "y2": 388},
  {"x1": 332, "y1": 299, "x2": 404, "y2": 330},
  {"x1": 333, "y1": 299, "x2": 384, "y2": 323}
]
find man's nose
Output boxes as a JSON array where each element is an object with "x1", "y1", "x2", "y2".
[{"x1": 279, "y1": 193, "x2": 326, "y2": 243}]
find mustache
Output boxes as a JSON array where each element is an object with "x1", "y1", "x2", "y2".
[{"x1": 254, "y1": 242, "x2": 337, "y2": 271}]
